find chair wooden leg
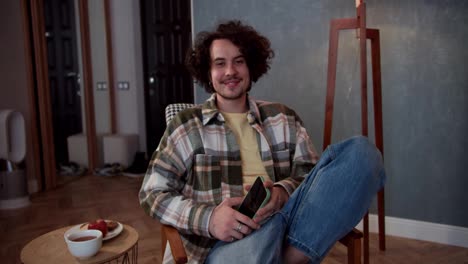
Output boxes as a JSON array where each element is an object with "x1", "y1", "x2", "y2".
[
  {"x1": 347, "y1": 235, "x2": 362, "y2": 264},
  {"x1": 339, "y1": 229, "x2": 363, "y2": 264},
  {"x1": 378, "y1": 188, "x2": 386, "y2": 250},
  {"x1": 363, "y1": 213, "x2": 369, "y2": 264}
]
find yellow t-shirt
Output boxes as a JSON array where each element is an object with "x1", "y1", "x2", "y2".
[{"x1": 222, "y1": 112, "x2": 270, "y2": 193}]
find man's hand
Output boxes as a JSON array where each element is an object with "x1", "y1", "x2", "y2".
[
  {"x1": 208, "y1": 197, "x2": 260, "y2": 242},
  {"x1": 253, "y1": 180, "x2": 289, "y2": 223}
]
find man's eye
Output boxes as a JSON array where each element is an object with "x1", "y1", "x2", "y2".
[
  {"x1": 214, "y1": 62, "x2": 225, "y2": 67},
  {"x1": 235, "y1": 59, "x2": 245, "y2": 64}
]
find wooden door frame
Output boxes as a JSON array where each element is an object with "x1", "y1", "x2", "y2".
[
  {"x1": 19, "y1": 0, "x2": 43, "y2": 191},
  {"x1": 22, "y1": 0, "x2": 115, "y2": 190},
  {"x1": 78, "y1": 0, "x2": 98, "y2": 179},
  {"x1": 29, "y1": 0, "x2": 57, "y2": 190}
]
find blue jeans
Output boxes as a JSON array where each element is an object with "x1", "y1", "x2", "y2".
[{"x1": 206, "y1": 136, "x2": 386, "y2": 264}]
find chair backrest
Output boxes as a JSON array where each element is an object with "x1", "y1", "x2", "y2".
[{"x1": 165, "y1": 103, "x2": 197, "y2": 125}]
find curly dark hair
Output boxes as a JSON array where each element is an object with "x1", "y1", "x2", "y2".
[{"x1": 185, "y1": 20, "x2": 275, "y2": 94}]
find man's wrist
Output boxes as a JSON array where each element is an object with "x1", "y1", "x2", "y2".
[
  {"x1": 273, "y1": 182, "x2": 292, "y2": 197},
  {"x1": 205, "y1": 206, "x2": 216, "y2": 239}
]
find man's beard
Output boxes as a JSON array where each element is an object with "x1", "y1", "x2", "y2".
[
  {"x1": 217, "y1": 89, "x2": 246, "y2": 100},
  {"x1": 215, "y1": 80, "x2": 250, "y2": 101}
]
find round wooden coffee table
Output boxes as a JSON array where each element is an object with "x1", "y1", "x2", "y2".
[{"x1": 21, "y1": 224, "x2": 139, "y2": 264}]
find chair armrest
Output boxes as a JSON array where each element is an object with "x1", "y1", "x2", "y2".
[{"x1": 161, "y1": 224, "x2": 188, "y2": 264}]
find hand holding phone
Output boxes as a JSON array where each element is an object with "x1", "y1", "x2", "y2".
[{"x1": 237, "y1": 176, "x2": 271, "y2": 218}]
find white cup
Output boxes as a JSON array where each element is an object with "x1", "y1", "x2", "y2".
[{"x1": 64, "y1": 229, "x2": 103, "y2": 259}]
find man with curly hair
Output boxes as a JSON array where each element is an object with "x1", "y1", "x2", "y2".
[{"x1": 139, "y1": 20, "x2": 385, "y2": 263}]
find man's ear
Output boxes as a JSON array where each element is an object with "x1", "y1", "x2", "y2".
[{"x1": 208, "y1": 74, "x2": 213, "y2": 86}]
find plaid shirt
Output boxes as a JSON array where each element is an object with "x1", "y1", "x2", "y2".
[{"x1": 139, "y1": 94, "x2": 319, "y2": 263}]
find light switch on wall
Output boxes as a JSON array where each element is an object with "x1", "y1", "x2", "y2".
[
  {"x1": 117, "y1": 81, "x2": 130, "y2": 90},
  {"x1": 96, "y1": 82, "x2": 107, "y2": 90}
]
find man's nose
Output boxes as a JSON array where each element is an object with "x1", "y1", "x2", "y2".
[{"x1": 225, "y1": 63, "x2": 238, "y2": 76}]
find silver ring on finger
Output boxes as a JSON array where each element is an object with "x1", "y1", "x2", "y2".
[{"x1": 235, "y1": 223, "x2": 242, "y2": 232}]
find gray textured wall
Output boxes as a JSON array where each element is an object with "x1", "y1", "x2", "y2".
[{"x1": 192, "y1": 0, "x2": 468, "y2": 228}]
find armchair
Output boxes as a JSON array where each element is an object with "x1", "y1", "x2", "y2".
[{"x1": 159, "y1": 103, "x2": 364, "y2": 264}]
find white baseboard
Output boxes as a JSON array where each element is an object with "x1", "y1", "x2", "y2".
[
  {"x1": 0, "y1": 197, "x2": 30, "y2": 209},
  {"x1": 356, "y1": 214, "x2": 468, "y2": 249}
]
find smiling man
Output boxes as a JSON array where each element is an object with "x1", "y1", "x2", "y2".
[
  {"x1": 210, "y1": 38, "x2": 250, "y2": 108},
  {"x1": 139, "y1": 20, "x2": 386, "y2": 264}
]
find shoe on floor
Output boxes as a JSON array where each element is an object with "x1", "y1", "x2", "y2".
[
  {"x1": 59, "y1": 162, "x2": 87, "y2": 176},
  {"x1": 122, "y1": 152, "x2": 148, "y2": 178},
  {"x1": 94, "y1": 163, "x2": 124, "y2": 177}
]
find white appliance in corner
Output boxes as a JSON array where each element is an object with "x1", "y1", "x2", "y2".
[{"x1": 0, "y1": 109, "x2": 30, "y2": 209}]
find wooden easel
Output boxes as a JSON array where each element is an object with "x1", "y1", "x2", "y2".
[{"x1": 322, "y1": 2, "x2": 385, "y2": 263}]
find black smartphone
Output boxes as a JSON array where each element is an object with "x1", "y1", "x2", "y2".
[{"x1": 237, "y1": 176, "x2": 271, "y2": 218}]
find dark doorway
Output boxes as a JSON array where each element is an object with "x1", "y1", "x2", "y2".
[
  {"x1": 140, "y1": 0, "x2": 194, "y2": 155},
  {"x1": 43, "y1": 0, "x2": 82, "y2": 167}
]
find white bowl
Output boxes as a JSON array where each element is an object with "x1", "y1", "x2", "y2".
[{"x1": 64, "y1": 229, "x2": 103, "y2": 259}]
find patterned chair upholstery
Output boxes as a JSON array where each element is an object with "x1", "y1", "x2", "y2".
[{"x1": 164, "y1": 103, "x2": 197, "y2": 124}]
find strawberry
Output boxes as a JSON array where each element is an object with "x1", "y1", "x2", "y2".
[{"x1": 88, "y1": 219, "x2": 108, "y2": 237}]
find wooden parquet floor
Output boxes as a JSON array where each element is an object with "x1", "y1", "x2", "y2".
[{"x1": 1, "y1": 175, "x2": 467, "y2": 264}]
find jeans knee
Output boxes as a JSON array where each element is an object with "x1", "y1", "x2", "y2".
[
  {"x1": 347, "y1": 136, "x2": 386, "y2": 187},
  {"x1": 347, "y1": 136, "x2": 381, "y2": 159},
  {"x1": 349, "y1": 135, "x2": 370, "y2": 147}
]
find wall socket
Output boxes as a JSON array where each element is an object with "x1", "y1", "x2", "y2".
[
  {"x1": 117, "y1": 81, "x2": 130, "y2": 90},
  {"x1": 96, "y1": 82, "x2": 107, "y2": 90}
]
